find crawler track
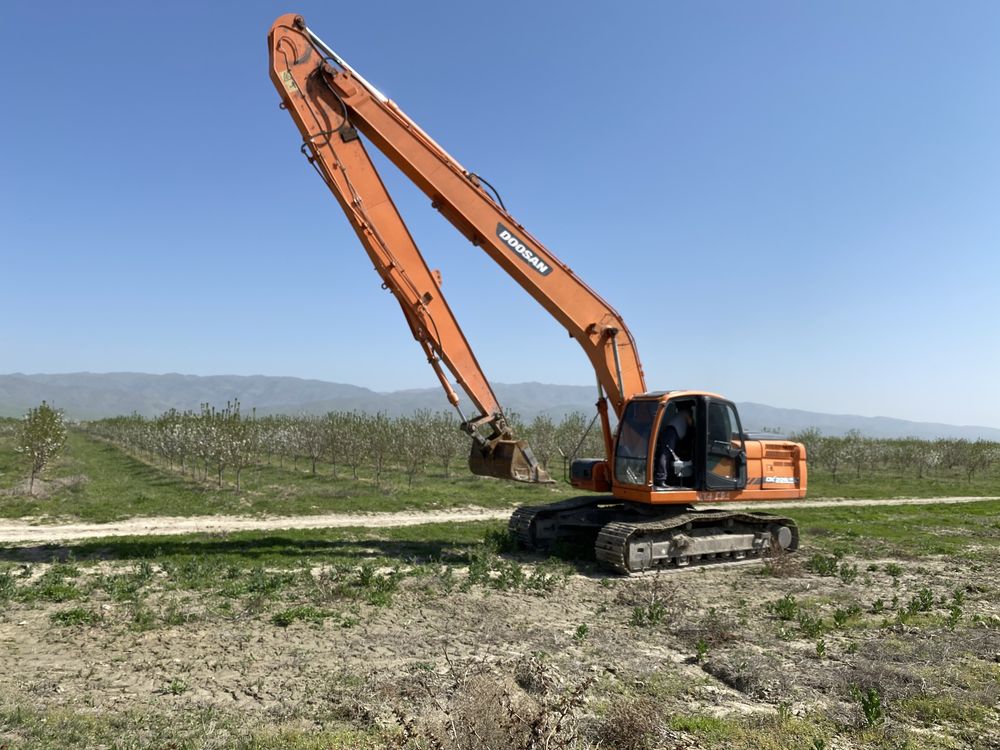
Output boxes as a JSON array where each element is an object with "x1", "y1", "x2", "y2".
[{"x1": 510, "y1": 496, "x2": 799, "y2": 574}]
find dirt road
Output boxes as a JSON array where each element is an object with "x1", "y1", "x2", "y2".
[{"x1": 0, "y1": 495, "x2": 996, "y2": 545}]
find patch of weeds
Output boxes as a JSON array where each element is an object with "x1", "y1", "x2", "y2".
[
  {"x1": 695, "y1": 637, "x2": 709, "y2": 662},
  {"x1": 271, "y1": 605, "x2": 329, "y2": 627},
  {"x1": 573, "y1": 623, "x2": 589, "y2": 643},
  {"x1": 806, "y1": 553, "x2": 840, "y2": 576},
  {"x1": 630, "y1": 599, "x2": 667, "y2": 627},
  {"x1": 946, "y1": 604, "x2": 962, "y2": 631},
  {"x1": 797, "y1": 612, "x2": 827, "y2": 638},
  {"x1": 355, "y1": 563, "x2": 400, "y2": 606},
  {"x1": 166, "y1": 678, "x2": 188, "y2": 696},
  {"x1": 338, "y1": 614, "x2": 359, "y2": 628},
  {"x1": 951, "y1": 587, "x2": 965, "y2": 606},
  {"x1": 871, "y1": 598, "x2": 885, "y2": 614},
  {"x1": 898, "y1": 694, "x2": 985, "y2": 726},
  {"x1": 667, "y1": 715, "x2": 737, "y2": 742},
  {"x1": 219, "y1": 566, "x2": 297, "y2": 599},
  {"x1": 850, "y1": 685, "x2": 885, "y2": 727},
  {"x1": 0, "y1": 569, "x2": 16, "y2": 602},
  {"x1": 833, "y1": 605, "x2": 862, "y2": 629},
  {"x1": 492, "y1": 559, "x2": 527, "y2": 591},
  {"x1": 768, "y1": 594, "x2": 798, "y2": 621},
  {"x1": 907, "y1": 588, "x2": 934, "y2": 614},
  {"x1": 18, "y1": 567, "x2": 82, "y2": 603},
  {"x1": 483, "y1": 528, "x2": 516, "y2": 555},
  {"x1": 130, "y1": 599, "x2": 157, "y2": 632},
  {"x1": 161, "y1": 597, "x2": 197, "y2": 626},
  {"x1": 50, "y1": 607, "x2": 100, "y2": 627},
  {"x1": 100, "y1": 562, "x2": 154, "y2": 602},
  {"x1": 464, "y1": 551, "x2": 567, "y2": 595},
  {"x1": 885, "y1": 562, "x2": 903, "y2": 578},
  {"x1": 815, "y1": 639, "x2": 826, "y2": 658},
  {"x1": 838, "y1": 563, "x2": 859, "y2": 584},
  {"x1": 436, "y1": 565, "x2": 456, "y2": 593},
  {"x1": 524, "y1": 559, "x2": 570, "y2": 593}
]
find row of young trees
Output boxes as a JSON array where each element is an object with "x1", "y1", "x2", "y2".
[
  {"x1": 790, "y1": 429, "x2": 1000, "y2": 482},
  {"x1": 79, "y1": 405, "x2": 1000, "y2": 490},
  {"x1": 84, "y1": 403, "x2": 608, "y2": 489}
]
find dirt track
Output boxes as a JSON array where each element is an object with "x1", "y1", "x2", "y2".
[{"x1": 0, "y1": 495, "x2": 996, "y2": 545}]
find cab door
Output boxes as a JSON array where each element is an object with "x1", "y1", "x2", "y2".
[{"x1": 703, "y1": 398, "x2": 747, "y2": 491}]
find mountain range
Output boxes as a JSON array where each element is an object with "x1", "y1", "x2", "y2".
[{"x1": 1, "y1": 372, "x2": 998, "y2": 441}]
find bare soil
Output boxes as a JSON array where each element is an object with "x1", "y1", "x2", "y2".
[{"x1": 1, "y1": 546, "x2": 998, "y2": 748}]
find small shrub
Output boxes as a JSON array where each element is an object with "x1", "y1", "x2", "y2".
[
  {"x1": 838, "y1": 563, "x2": 859, "y2": 584},
  {"x1": 769, "y1": 594, "x2": 798, "y2": 621},
  {"x1": 797, "y1": 612, "x2": 826, "y2": 638},
  {"x1": 907, "y1": 588, "x2": 934, "y2": 614},
  {"x1": 885, "y1": 563, "x2": 903, "y2": 578},
  {"x1": 946, "y1": 604, "x2": 962, "y2": 631},
  {"x1": 593, "y1": 695, "x2": 663, "y2": 750},
  {"x1": 806, "y1": 554, "x2": 839, "y2": 576},
  {"x1": 630, "y1": 601, "x2": 666, "y2": 627},
  {"x1": 695, "y1": 637, "x2": 709, "y2": 662},
  {"x1": 167, "y1": 679, "x2": 188, "y2": 695},
  {"x1": 833, "y1": 605, "x2": 861, "y2": 629},
  {"x1": 851, "y1": 685, "x2": 885, "y2": 727}
]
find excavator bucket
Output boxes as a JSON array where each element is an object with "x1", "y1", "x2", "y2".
[{"x1": 469, "y1": 438, "x2": 553, "y2": 483}]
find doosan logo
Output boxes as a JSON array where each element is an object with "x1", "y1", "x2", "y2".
[{"x1": 496, "y1": 223, "x2": 552, "y2": 276}]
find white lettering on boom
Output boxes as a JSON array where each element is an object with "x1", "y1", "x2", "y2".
[{"x1": 496, "y1": 224, "x2": 553, "y2": 276}]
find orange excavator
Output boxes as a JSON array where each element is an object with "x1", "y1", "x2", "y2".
[{"x1": 268, "y1": 15, "x2": 807, "y2": 573}]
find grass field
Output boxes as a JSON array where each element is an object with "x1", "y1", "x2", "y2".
[
  {"x1": 1, "y1": 430, "x2": 999, "y2": 524},
  {"x1": 0, "y1": 431, "x2": 574, "y2": 522}
]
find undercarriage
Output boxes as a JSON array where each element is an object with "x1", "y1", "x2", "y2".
[{"x1": 509, "y1": 496, "x2": 799, "y2": 574}]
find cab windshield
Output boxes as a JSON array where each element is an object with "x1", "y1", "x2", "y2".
[{"x1": 614, "y1": 400, "x2": 659, "y2": 485}]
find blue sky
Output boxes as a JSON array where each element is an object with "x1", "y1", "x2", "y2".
[{"x1": 2, "y1": 1, "x2": 998, "y2": 427}]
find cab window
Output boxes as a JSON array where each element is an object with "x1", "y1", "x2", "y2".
[{"x1": 614, "y1": 400, "x2": 658, "y2": 485}]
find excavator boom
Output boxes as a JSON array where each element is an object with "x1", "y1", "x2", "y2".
[{"x1": 269, "y1": 15, "x2": 647, "y2": 463}]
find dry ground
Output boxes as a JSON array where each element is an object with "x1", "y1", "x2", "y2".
[{"x1": 1, "y1": 531, "x2": 998, "y2": 749}]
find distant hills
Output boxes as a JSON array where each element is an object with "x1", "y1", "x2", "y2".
[{"x1": 2, "y1": 372, "x2": 998, "y2": 441}]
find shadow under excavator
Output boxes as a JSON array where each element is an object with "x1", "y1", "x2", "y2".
[
  {"x1": 0, "y1": 532, "x2": 605, "y2": 575},
  {"x1": 0, "y1": 534, "x2": 475, "y2": 566}
]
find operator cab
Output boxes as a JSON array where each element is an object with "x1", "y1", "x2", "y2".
[{"x1": 613, "y1": 394, "x2": 748, "y2": 493}]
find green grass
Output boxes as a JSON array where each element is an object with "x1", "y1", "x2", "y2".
[
  {"x1": 807, "y1": 467, "x2": 1000, "y2": 499},
  {"x1": 0, "y1": 699, "x2": 383, "y2": 750},
  {"x1": 0, "y1": 431, "x2": 573, "y2": 522},
  {"x1": 792, "y1": 499, "x2": 1000, "y2": 558}
]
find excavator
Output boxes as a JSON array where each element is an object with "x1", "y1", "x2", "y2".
[{"x1": 268, "y1": 15, "x2": 807, "y2": 573}]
